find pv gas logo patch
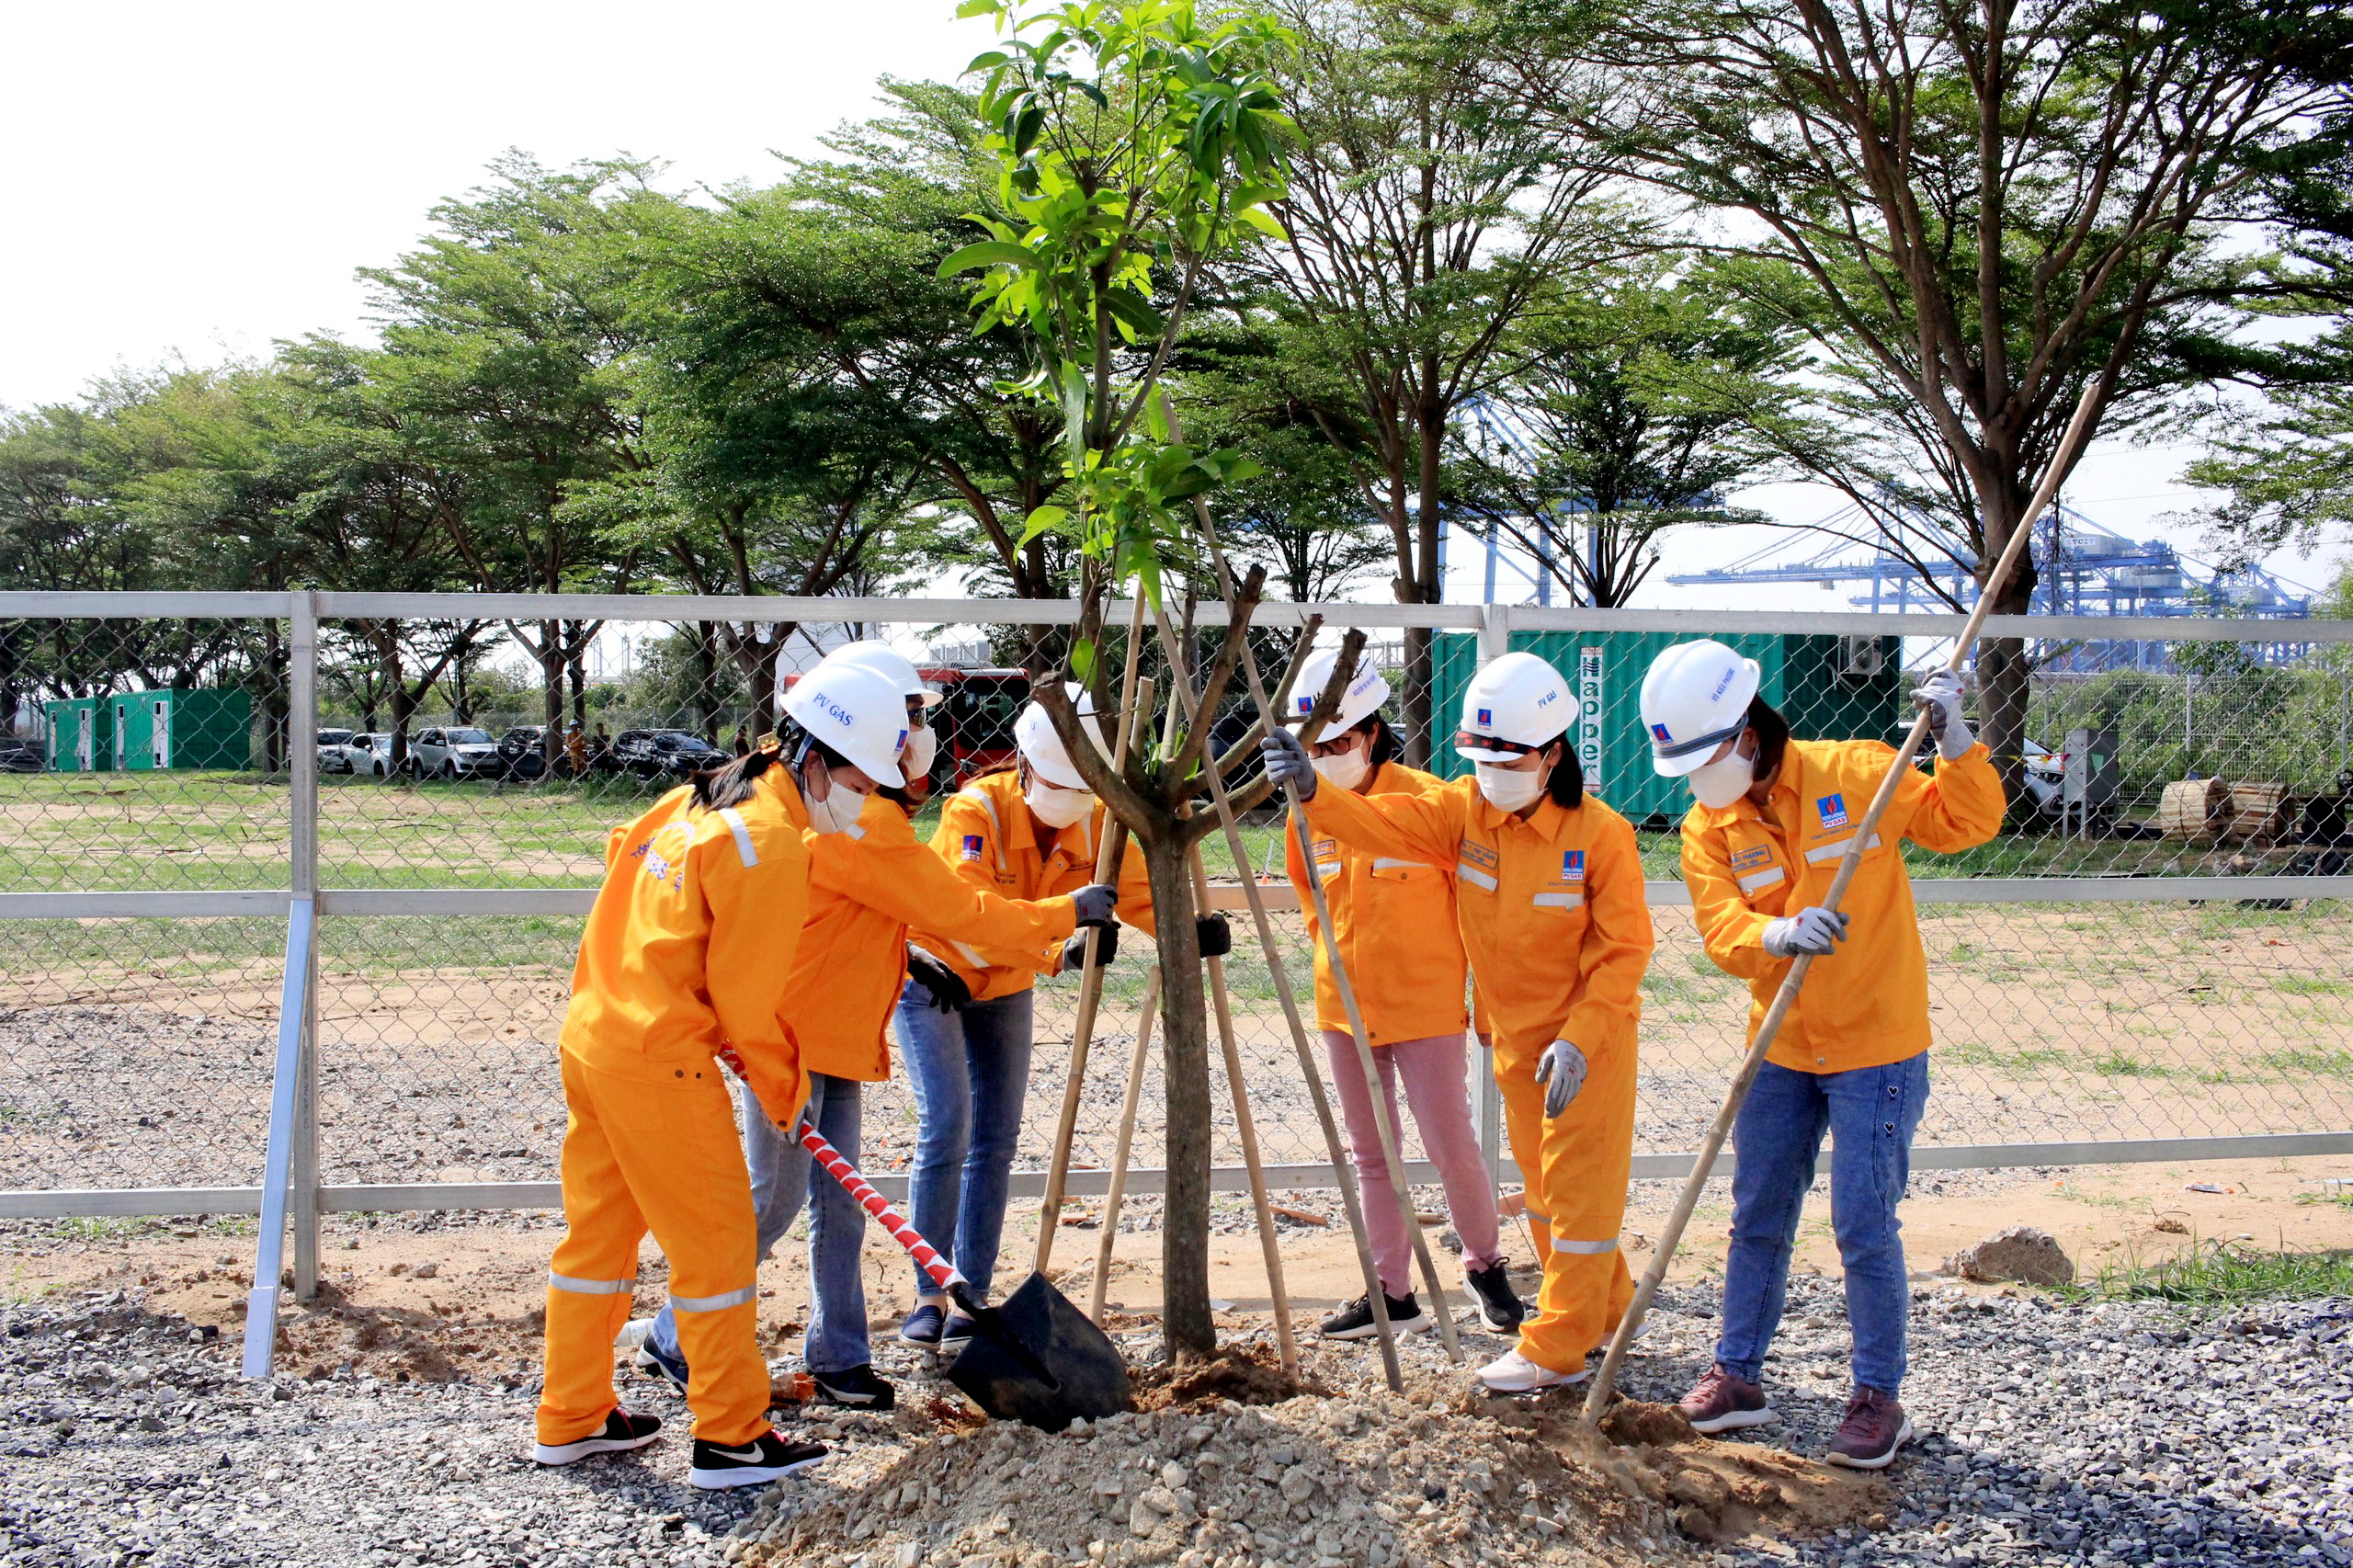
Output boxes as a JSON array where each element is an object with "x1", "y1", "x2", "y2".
[
  {"x1": 961, "y1": 834, "x2": 985, "y2": 861},
  {"x1": 1650, "y1": 722, "x2": 1672, "y2": 744},
  {"x1": 1817, "y1": 793, "x2": 1848, "y2": 831},
  {"x1": 1475, "y1": 707, "x2": 1493, "y2": 728},
  {"x1": 1560, "y1": 849, "x2": 1585, "y2": 881}
]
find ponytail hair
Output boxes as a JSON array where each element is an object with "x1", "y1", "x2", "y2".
[
  {"x1": 1745, "y1": 696, "x2": 1791, "y2": 783},
  {"x1": 1545, "y1": 735, "x2": 1585, "y2": 809},
  {"x1": 1358, "y1": 713, "x2": 1403, "y2": 767}
]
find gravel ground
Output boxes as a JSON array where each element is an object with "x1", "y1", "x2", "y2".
[{"x1": 5, "y1": 1276, "x2": 2348, "y2": 1567}]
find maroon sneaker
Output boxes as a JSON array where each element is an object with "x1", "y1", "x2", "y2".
[
  {"x1": 1826, "y1": 1385, "x2": 1914, "y2": 1469},
  {"x1": 1677, "y1": 1365, "x2": 1774, "y2": 1435}
]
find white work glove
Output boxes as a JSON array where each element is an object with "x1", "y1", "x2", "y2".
[
  {"x1": 1258, "y1": 726, "x2": 1316, "y2": 800},
  {"x1": 1533, "y1": 1039, "x2": 1587, "y2": 1118},
  {"x1": 1913, "y1": 669, "x2": 1974, "y2": 761},
  {"x1": 1762, "y1": 905, "x2": 1850, "y2": 959}
]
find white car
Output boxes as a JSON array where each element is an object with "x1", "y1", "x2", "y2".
[
  {"x1": 316, "y1": 729, "x2": 355, "y2": 771},
  {"x1": 338, "y1": 733, "x2": 393, "y2": 777},
  {"x1": 411, "y1": 726, "x2": 501, "y2": 779}
]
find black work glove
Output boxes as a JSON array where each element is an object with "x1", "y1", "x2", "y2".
[
  {"x1": 1062, "y1": 924, "x2": 1118, "y2": 973},
  {"x1": 904, "y1": 945, "x2": 972, "y2": 1012},
  {"x1": 1195, "y1": 913, "x2": 1233, "y2": 960}
]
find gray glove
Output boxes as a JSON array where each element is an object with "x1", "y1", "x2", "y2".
[
  {"x1": 1258, "y1": 726, "x2": 1316, "y2": 800},
  {"x1": 1070, "y1": 882, "x2": 1118, "y2": 927},
  {"x1": 1913, "y1": 669, "x2": 1974, "y2": 761},
  {"x1": 1762, "y1": 905, "x2": 1850, "y2": 959},
  {"x1": 1534, "y1": 1039, "x2": 1587, "y2": 1118}
]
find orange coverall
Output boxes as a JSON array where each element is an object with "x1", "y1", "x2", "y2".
[
  {"x1": 540, "y1": 766, "x2": 811, "y2": 1449},
  {"x1": 791, "y1": 790, "x2": 1083, "y2": 1081},
  {"x1": 1679, "y1": 737, "x2": 2005, "y2": 1074},
  {"x1": 1305, "y1": 778, "x2": 1654, "y2": 1373},
  {"x1": 911, "y1": 770, "x2": 1154, "y2": 998},
  {"x1": 1283, "y1": 759, "x2": 1470, "y2": 1045}
]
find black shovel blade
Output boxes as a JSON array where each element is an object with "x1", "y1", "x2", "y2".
[{"x1": 944, "y1": 1272, "x2": 1132, "y2": 1431}]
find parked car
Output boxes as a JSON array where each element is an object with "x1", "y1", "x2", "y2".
[
  {"x1": 0, "y1": 736, "x2": 42, "y2": 773},
  {"x1": 494, "y1": 726, "x2": 550, "y2": 780},
  {"x1": 411, "y1": 725, "x2": 502, "y2": 779},
  {"x1": 610, "y1": 728, "x2": 728, "y2": 780},
  {"x1": 316, "y1": 729, "x2": 354, "y2": 771},
  {"x1": 338, "y1": 733, "x2": 393, "y2": 777}
]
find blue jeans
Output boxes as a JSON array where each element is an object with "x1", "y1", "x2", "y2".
[
  {"x1": 1716, "y1": 1051, "x2": 1929, "y2": 1395},
  {"x1": 895, "y1": 983, "x2": 1036, "y2": 1301},
  {"x1": 647, "y1": 1072, "x2": 870, "y2": 1376}
]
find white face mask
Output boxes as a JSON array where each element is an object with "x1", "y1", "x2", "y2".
[
  {"x1": 801, "y1": 767, "x2": 870, "y2": 836},
  {"x1": 1024, "y1": 776, "x2": 1093, "y2": 829},
  {"x1": 1311, "y1": 743, "x2": 1370, "y2": 791},
  {"x1": 1686, "y1": 744, "x2": 1756, "y2": 811},
  {"x1": 1474, "y1": 761, "x2": 1543, "y2": 812},
  {"x1": 903, "y1": 722, "x2": 938, "y2": 780}
]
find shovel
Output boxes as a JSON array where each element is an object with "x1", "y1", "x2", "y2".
[
  {"x1": 717, "y1": 1049, "x2": 1131, "y2": 1429},
  {"x1": 792, "y1": 1121, "x2": 1133, "y2": 1431}
]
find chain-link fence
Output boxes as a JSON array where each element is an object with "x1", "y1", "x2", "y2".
[{"x1": 4, "y1": 593, "x2": 2349, "y2": 1264}]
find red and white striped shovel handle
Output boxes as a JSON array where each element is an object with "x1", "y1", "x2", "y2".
[{"x1": 714, "y1": 1048, "x2": 963, "y2": 1295}]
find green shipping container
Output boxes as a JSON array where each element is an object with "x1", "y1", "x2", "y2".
[
  {"x1": 106, "y1": 688, "x2": 253, "y2": 771},
  {"x1": 42, "y1": 697, "x2": 115, "y2": 772},
  {"x1": 1428, "y1": 630, "x2": 1903, "y2": 827}
]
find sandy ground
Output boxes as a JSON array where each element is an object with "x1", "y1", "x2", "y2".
[{"x1": 6, "y1": 1154, "x2": 2346, "y2": 1390}]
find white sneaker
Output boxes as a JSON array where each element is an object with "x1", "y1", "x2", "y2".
[
  {"x1": 612, "y1": 1317, "x2": 654, "y2": 1353},
  {"x1": 1475, "y1": 1349, "x2": 1587, "y2": 1392}
]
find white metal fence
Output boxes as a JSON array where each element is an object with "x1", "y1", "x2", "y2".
[{"x1": 3, "y1": 590, "x2": 2349, "y2": 1311}]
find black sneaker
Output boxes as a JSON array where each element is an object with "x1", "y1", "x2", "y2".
[
  {"x1": 1465, "y1": 1262, "x2": 1527, "y2": 1334},
  {"x1": 811, "y1": 1363, "x2": 895, "y2": 1410},
  {"x1": 1319, "y1": 1290, "x2": 1431, "y2": 1340},
  {"x1": 688, "y1": 1430, "x2": 828, "y2": 1490},
  {"x1": 533, "y1": 1407, "x2": 662, "y2": 1467}
]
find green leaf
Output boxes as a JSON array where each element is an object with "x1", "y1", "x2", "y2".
[
  {"x1": 1070, "y1": 636, "x2": 1097, "y2": 686},
  {"x1": 1019, "y1": 503, "x2": 1069, "y2": 543},
  {"x1": 938, "y1": 241, "x2": 1037, "y2": 278},
  {"x1": 955, "y1": 0, "x2": 999, "y2": 17},
  {"x1": 964, "y1": 50, "x2": 1011, "y2": 72}
]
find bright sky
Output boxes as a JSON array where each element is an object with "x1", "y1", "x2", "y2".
[{"x1": 5, "y1": 0, "x2": 2337, "y2": 609}]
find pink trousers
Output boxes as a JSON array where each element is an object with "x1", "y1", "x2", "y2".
[{"x1": 1322, "y1": 1030, "x2": 1504, "y2": 1297}]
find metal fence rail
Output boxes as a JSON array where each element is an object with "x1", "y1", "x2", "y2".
[{"x1": 4, "y1": 591, "x2": 2349, "y2": 1315}]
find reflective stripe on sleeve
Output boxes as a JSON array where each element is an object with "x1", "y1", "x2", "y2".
[
  {"x1": 1455, "y1": 861, "x2": 1498, "y2": 891},
  {"x1": 670, "y1": 1284, "x2": 758, "y2": 1313},
  {"x1": 549, "y1": 1271, "x2": 635, "y2": 1295},
  {"x1": 1552, "y1": 1232, "x2": 1620, "y2": 1256},
  {"x1": 717, "y1": 808, "x2": 758, "y2": 868},
  {"x1": 1737, "y1": 866, "x2": 1785, "y2": 892},
  {"x1": 1804, "y1": 833, "x2": 1881, "y2": 864},
  {"x1": 1532, "y1": 892, "x2": 1584, "y2": 909},
  {"x1": 1316, "y1": 861, "x2": 1343, "y2": 882},
  {"x1": 964, "y1": 789, "x2": 1011, "y2": 873},
  {"x1": 1370, "y1": 858, "x2": 1419, "y2": 873}
]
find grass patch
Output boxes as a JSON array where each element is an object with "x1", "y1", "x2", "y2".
[
  {"x1": 2089, "y1": 1049, "x2": 2177, "y2": 1078},
  {"x1": 2259, "y1": 1046, "x2": 2353, "y2": 1079},
  {"x1": 2273, "y1": 974, "x2": 2353, "y2": 997},
  {"x1": 2073, "y1": 1236, "x2": 2353, "y2": 1308},
  {"x1": 51, "y1": 1215, "x2": 156, "y2": 1243}
]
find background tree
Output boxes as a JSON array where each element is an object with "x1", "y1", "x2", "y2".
[{"x1": 1503, "y1": 0, "x2": 2353, "y2": 793}]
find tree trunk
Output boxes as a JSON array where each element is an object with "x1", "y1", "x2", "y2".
[
  {"x1": 1975, "y1": 484, "x2": 2039, "y2": 814},
  {"x1": 1142, "y1": 834, "x2": 1213, "y2": 1358},
  {"x1": 696, "y1": 622, "x2": 720, "y2": 744},
  {"x1": 747, "y1": 638, "x2": 779, "y2": 744},
  {"x1": 261, "y1": 619, "x2": 288, "y2": 776},
  {"x1": 568, "y1": 625, "x2": 588, "y2": 731},
  {"x1": 539, "y1": 620, "x2": 565, "y2": 767}
]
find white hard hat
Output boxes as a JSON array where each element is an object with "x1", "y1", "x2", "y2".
[
  {"x1": 1282, "y1": 637, "x2": 1391, "y2": 734},
  {"x1": 782, "y1": 662, "x2": 909, "y2": 787},
  {"x1": 1454, "y1": 652, "x2": 1579, "y2": 763},
  {"x1": 824, "y1": 640, "x2": 941, "y2": 708},
  {"x1": 1013, "y1": 683, "x2": 1110, "y2": 790},
  {"x1": 1640, "y1": 640, "x2": 1761, "y2": 778}
]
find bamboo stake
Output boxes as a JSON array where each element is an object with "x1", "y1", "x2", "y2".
[
  {"x1": 1034, "y1": 623, "x2": 1151, "y2": 1275},
  {"x1": 1087, "y1": 966, "x2": 1160, "y2": 1322},
  {"x1": 1188, "y1": 839, "x2": 1301, "y2": 1378},
  {"x1": 1139, "y1": 611, "x2": 1405, "y2": 1391},
  {"x1": 1579, "y1": 377, "x2": 2106, "y2": 1427}
]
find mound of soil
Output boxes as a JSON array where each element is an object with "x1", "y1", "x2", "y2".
[
  {"x1": 743, "y1": 1379, "x2": 1881, "y2": 1568},
  {"x1": 1130, "y1": 1343, "x2": 1327, "y2": 1412}
]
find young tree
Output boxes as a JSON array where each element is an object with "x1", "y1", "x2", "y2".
[
  {"x1": 946, "y1": 0, "x2": 1291, "y2": 1358},
  {"x1": 1503, "y1": 0, "x2": 2353, "y2": 790}
]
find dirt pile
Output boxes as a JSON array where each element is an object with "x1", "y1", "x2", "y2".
[{"x1": 740, "y1": 1376, "x2": 1886, "y2": 1568}]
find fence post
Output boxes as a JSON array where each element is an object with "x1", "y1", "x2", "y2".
[
  {"x1": 1471, "y1": 603, "x2": 1508, "y2": 1179},
  {"x1": 288, "y1": 592, "x2": 322, "y2": 1300}
]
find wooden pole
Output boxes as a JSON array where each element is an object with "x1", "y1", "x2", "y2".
[
  {"x1": 1087, "y1": 966, "x2": 1159, "y2": 1322},
  {"x1": 1033, "y1": 631, "x2": 1152, "y2": 1276},
  {"x1": 1578, "y1": 377, "x2": 2105, "y2": 1426}
]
